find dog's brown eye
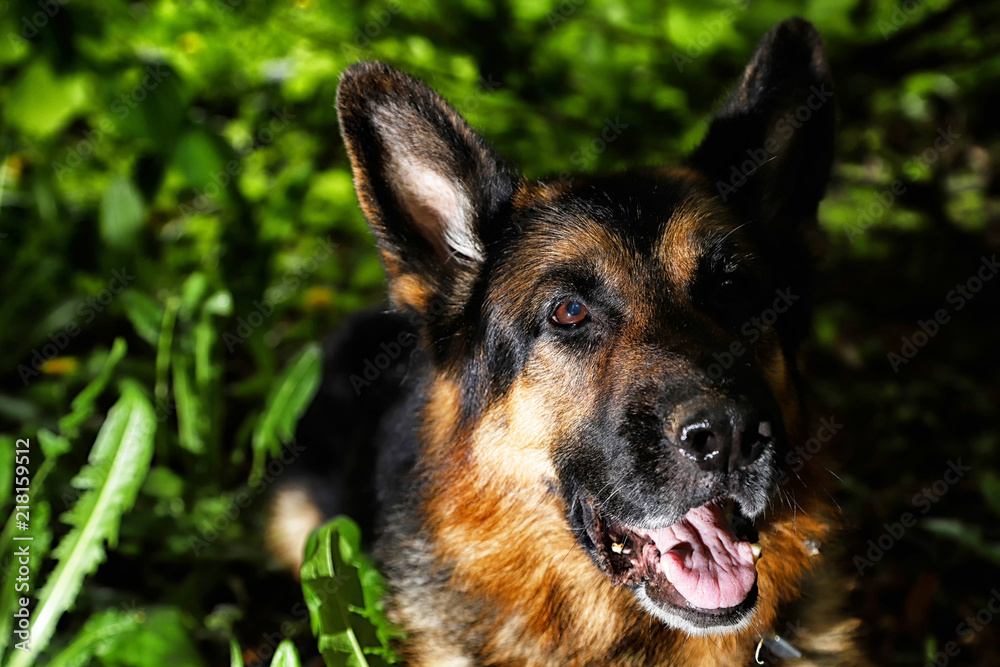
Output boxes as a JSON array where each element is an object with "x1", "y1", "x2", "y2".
[{"x1": 553, "y1": 300, "x2": 588, "y2": 326}]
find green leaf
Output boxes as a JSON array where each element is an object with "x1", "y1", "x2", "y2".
[
  {"x1": 0, "y1": 501, "x2": 51, "y2": 658},
  {"x1": 2, "y1": 60, "x2": 89, "y2": 139},
  {"x1": 58, "y1": 338, "x2": 128, "y2": 439},
  {"x1": 250, "y1": 343, "x2": 322, "y2": 483},
  {"x1": 230, "y1": 637, "x2": 245, "y2": 667},
  {"x1": 46, "y1": 607, "x2": 143, "y2": 667},
  {"x1": 173, "y1": 354, "x2": 205, "y2": 454},
  {"x1": 141, "y1": 467, "x2": 185, "y2": 499},
  {"x1": 0, "y1": 394, "x2": 38, "y2": 425},
  {"x1": 300, "y1": 517, "x2": 404, "y2": 667},
  {"x1": 154, "y1": 297, "x2": 179, "y2": 406},
  {"x1": 37, "y1": 429, "x2": 71, "y2": 460},
  {"x1": 120, "y1": 292, "x2": 164, "y2": 348},
  {"x1": 194, "y1": 308, "x2": 219, "y2": 390},
  {"x1": 87, "y1": 607, "x2": 204, "y2": 667},
  {"x1": 98, "y1": 177, "x2": 145, "y2": 251},
  {"x1": 6, "y1": 383, "x2": 157, "y2": 667},
  {"x1": 0, "y1": 438, "x2": 58, "y2": 649},
  {"x1": 36, "y1": 606, "x2": 205, "y2": 667},
  {"x1": 171, "y1": 130, "x2": 228, "y2": 192},
  {"x1": 923, "y1": 518, "x2": 1000, "y2": 567},
  {"x1": 179, "y1": 272, "x2": 209, "y2": 320},
  {"x1": 269, "y1": 640, "x2": 303, "y2": 667},
  {"x1": 0, "y1": 436, "x2": 11, "y2": 512}
]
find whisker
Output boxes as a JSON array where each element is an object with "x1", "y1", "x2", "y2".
[
  {"x1": 824, "y1": 467, "x2": 845, "y2": 484},
  {"x1": 714, "y1": 219, "x2": 756, "y2": 247}
]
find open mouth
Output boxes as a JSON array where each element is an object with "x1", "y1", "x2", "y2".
[{"x1": 576, "y1": 495, "x2": 762, "y2": 631}]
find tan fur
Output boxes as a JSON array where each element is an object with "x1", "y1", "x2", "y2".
[
  {"x1": 266, "y1": 485, "x2": 324, "y2": 576},
  {"x1": 655, "y1": 168, "x2": 734, "y2": 288},
  {"x1": 389, "y1": 272, "x2": 434, "y2": 313}
]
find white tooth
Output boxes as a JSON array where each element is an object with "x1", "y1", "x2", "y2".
[
  {"x1": 751, "y1": 543, "x2": 763, "y2": 562},
  {"x1": 611, "y1": 542, "x2": 624, "y2": 554}
]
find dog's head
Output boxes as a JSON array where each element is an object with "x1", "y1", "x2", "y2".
[{"x1": 338, "y1": 18, "x2": 834, "y2": 638}]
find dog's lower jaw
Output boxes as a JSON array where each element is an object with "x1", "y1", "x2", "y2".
[
  {"x1": 380, "y1": 460, "x2": 848, "y2": 667},
  {"x1": 634, "y1": 591, "x2": 759, "y2": 637}
]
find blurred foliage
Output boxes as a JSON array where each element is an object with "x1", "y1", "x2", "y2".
[{"x1": 0, "y1": 0, "x2": 998, "y2": 664}]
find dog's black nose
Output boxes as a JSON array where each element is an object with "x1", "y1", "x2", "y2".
[{"x1": 673, "y1": 401, "x2": 771, "y2": 473}]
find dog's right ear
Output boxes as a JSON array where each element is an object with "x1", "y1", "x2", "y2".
[
  {"x1": 689, "y1": 18, "x2": 835, "y2": 233},
  {"x1": 337, "y1": 62, "x2": 518, "y2": 316}
]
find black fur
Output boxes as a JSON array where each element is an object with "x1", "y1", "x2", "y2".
[{"x1": 287, "y1": 307, "x2": 421, "y2": 542}]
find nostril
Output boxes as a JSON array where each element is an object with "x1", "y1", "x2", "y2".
[
  {"x1": 680, "y1": 420, "x2": 716, "y2": 453},
  {"x1": 738, "y1": 419, "x2": 773, "y2": 464},
  {"x1": 690, "y1": 429, "x2": 716, "y2": 454},
  {"x1": 678, "y1": 419, "x2": 727, "y2": 465}
]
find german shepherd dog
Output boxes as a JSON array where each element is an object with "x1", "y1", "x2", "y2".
[{"x1": 270, "y1": 17, "x2": 868, "y2": 666}]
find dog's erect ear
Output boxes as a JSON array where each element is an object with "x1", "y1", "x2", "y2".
[
  {"x1": 690, "y1": 18, "x2": 834, "y2": 230},
  {"x1": 337, "y1": 62, "x2": 518, "y2": 314}
]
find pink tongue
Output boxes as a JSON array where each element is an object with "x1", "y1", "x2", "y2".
[{"x1": 648, "y1": 503, "x2": 756, "y2": 610}]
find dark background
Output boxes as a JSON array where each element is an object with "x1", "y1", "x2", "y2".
[{"x1": 0, "y1": 0, "x2": 998, "y2": 664}]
